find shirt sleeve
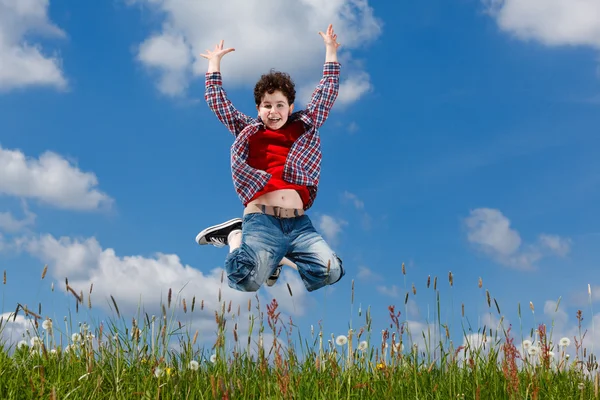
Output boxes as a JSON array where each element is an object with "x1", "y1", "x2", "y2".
[
  {"x1": 205, "y1": 72, "x2": 255, "y2": 137},
  {"x1": 304, "y1": 62, "x2": 341, "y2": 130}
]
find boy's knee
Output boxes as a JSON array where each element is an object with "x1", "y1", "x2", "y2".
[{"x1": 327, "y1": 254, "x2": 345, "y2": 285}]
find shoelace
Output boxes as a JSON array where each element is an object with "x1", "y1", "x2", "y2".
[{"x1": 209, "y1": 237, "x2": 227, "y2": 247}]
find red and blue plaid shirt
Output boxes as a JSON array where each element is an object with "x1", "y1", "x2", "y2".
[{"x1": 205, "y1": 62, "x2": 341, "y2": 210}]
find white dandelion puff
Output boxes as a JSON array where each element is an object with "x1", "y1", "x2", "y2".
[
  {"x1": 559, "y1": 337, "x2": 571, "y2": 347},
  {"x1": 17, "y1": 340, "x2": 28, "y2": 350},
  {"x1": 42, "y1": 319, "x2": 52, "y2": 331},
  {"x1": 522, "y1": 340, "x2": 532, "y2": 350},
  {"x1": 335, "y1": 335, "x2": 348, "y2": 346},
  {"x1": 358, "y1": 341, "x2": 368, "y2": 352},
  {"x1": 188, "y1": 360, "x2": 200, "y2": 371},
  {"x1": 210, "y1": 354, "x2": 217, "y2": 363},
  {"x1": 528, "y1": 346, "x2": 540, "y2": 356},
  {"x1": 30, "y1": 337, "x2": 42, "y2": 348},
  {"x1": 154, "y1": 367, "x2": 163, "y2": 378},
  {"x1": 392, "y1": 342, "x2": 404, "y2": 353},
  {"x1": 72, "y1": 333, "x2": 82, "y2": 343}
]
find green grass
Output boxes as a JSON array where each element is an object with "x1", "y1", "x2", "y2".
[{"x1": 0, "y1": 268, "x2": 598, "y2": 399}]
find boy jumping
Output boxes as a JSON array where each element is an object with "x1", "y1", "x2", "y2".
[{"x1": 196, "y1": 24, "x2": 345, "y2": 292}]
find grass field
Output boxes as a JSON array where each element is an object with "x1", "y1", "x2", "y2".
[{"x1": 0, "y1": 266, "x2": 598, "y2": 399}]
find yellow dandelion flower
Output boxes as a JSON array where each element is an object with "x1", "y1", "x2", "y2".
[
  {"x1": 376, "y1": 362, "x2": 385, "y2": 371},
  {"x1": 165, "y1": 367, "x2": 173, "y2": 377}
]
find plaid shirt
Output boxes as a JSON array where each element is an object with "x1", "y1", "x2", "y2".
[{"x1": 205, "y1": 62, "x2": 340, "y2": 210}]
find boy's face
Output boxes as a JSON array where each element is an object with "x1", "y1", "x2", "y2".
[{"x1": 257, "y1": 90, "x2": 294, "y2": 130}]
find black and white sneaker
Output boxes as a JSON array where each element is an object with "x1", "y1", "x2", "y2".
[
  {"x1": 195, "y1": 218, "x2": 242, "y2": 247},
  {"x1": 266, "y1": 265, "x2": 282, "y2": 287}
]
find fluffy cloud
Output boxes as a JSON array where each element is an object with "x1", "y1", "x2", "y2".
[
  {"x1": 464, "y1": 208, "x2": 571, "y2": 270},
  {"x1": 0, "y1": 312, "x2": 31, "y2": 345},
  {"x1": 18, "y1": 233, "x2": 310, "y2": 332},
  {"x1": 377, "y1": 284, "x2": 400, "y2": 298},
  {"x1": 0, "y1": 145, "x2": 113, "y2": 211},
  {"x1": 484, "y1": 0, "x2": 600, "y2": 49},
  {"x1": 0, "y1": 0, "x2": 67, "y2": 91},
  {"x1": 318, "y1": 214, "x2": 347, "y2": 243},
  {"x1": 0, "y1": 207, "x2": 36, "y2": 233},
  {"x1": 130, "y1": 0, "x2": 382, "y2": 102},
  {"x1": 357, "y1": 265, "x2": 381, "y2": 280}
]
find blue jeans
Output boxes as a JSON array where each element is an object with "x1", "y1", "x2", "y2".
[{"x1": 224, "y1": 212, "x2": 345, "y2": 292}]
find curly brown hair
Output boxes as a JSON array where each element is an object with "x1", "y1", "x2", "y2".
[{"x1": 254, "y1": 70, "x2": 296, "y2": 106}]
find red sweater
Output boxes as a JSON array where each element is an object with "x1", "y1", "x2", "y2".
[{"x1": 246, "y1": 120, "x2": 310, "y2": 206}]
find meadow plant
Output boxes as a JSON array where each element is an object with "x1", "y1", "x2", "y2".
[{"x1": 0, "y1": 265, "x2": 598, "y2": 399}]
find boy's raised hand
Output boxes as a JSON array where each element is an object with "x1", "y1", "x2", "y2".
[
  {"x1": 318, "y1": 24, "x2": 340, "y2": 50},
  {"x1": 200, "y1": 40, "x2": 235, "y2": 61}
]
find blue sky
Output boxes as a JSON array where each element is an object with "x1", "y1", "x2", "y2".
[{"x1": 1, "y1": 0, "x2": 599, "y2": 356}]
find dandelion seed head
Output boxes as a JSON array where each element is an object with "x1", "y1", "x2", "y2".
[
  {"x1": 72, "y1": 333, "x2": 81, "y2": 343},
  {"x1": 522, "y1": 339, "x2": 532, "y2": 349},
  {"x1": 42, "y1": 319, "x2": 52, "y2": 331},
  {"x1": 17, "y1": 340, "x2": 28, "y2": 349},
  {"x1": 189, "y1": 360, "x2": 200, "y2": 371},
  {"x1": 30, "y1": 337, "x2": 42, "y2": 347},
  {"x1": 559, "y1": 337, "x2": 571, "y2": 347},
  {"x1": 358, "y1": 341, "x2": 368, "y2": 351},
  {"x1": 528, "y1": 346, "x2": 540, "y2": 356},
  {"x1": 335, "y1": 335, "x2": 348, "y2": 346},
  {"x1": 210, "y1": 354, "x2": 217, "y2": 363},
  {"x1": 154, "y1": 367, "x2": 163, "y2": 378}
]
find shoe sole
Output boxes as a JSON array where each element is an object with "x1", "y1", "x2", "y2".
[{"x1": 195, "y1": 218, "x2": 242, "y2": 245}]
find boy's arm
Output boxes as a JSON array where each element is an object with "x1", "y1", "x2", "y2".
[
  {"x1": 305, "y1": 24, "x2": 341, "y2": 129},
  {"x1": 201, "y1": 40, "x2": 254, "y2": 137},
  {"x1": 205, "y1": 73, "x2": 254, "y2": 137}
]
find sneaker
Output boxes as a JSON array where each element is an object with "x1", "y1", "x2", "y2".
[
  {"x1": 195, "y1": 218, "x2": 242, "y2": 247},
  {"x1": 266, "y1": 265, "x2": 281, "y2": 287}
]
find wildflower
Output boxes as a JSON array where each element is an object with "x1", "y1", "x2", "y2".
[
  {"x1": 17, "y1": 340, "x2": 28, "y2": 350},
  {"x1": 72, "y1": 333, "x2": 82, "y2": 343},
  {"x1": 528, "y1": 346, "x2": 540, "y2": 356},
  {"x1": 392, "y1": 342, "x2": 404, "y2": 353},
  {"x1": 559, "y1": 337, "x2": 571, "y2": 347},
  {"x1": 154, "y1": 367, "x2": 164, "y2": 378},
  {"x1": 335, "y1": 335, "x2": 348, "y2": 346},
  {"x1": 42, "y1": 319, "x2": 52, "y2": 331},
  {"x1": 210, "y1": 354, "x2": 217, "y2": 363},
  {"x1": 547, "y1": 351, "x2": 555, "y2": 359},
  {"x1": 30, "y1": 337, "x2": 42, "y2": 348},
  {"x1": 376, "y1": 362, "x2": 385, "y2": 370},
  {"x1": 358, "y1": 341, "x2": 368, "y2": 352},
  {"x1": 165, "y1": 367, "x2": 173, "y2": 377},
  {"x1": 189, "y1": 360, "x2": 200, "y2": 371},
  {"x1": 50, "y1": 349, "x2": 57, "y2": 355},
  {"x1": 522, "y1": 339, "x2": 532, "y2": 350}
]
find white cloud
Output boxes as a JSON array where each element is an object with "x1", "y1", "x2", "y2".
[
  {"x1": 357, "y1": 265, "x2": 381, "y2": 280},
  {"x1": 347, "y1": 122, "x2": 359, "y2": 133},
  {"x1": 0, "y1": 312, "x2": 32, "y2": 345},
  {"x1": 18, "y1": 233, "x2": 310, "y2": 334},
  {"x1": 130, "y1": 0, "x2": 382, "y2": 102},
  {"x1": 465, "y1": 208, "x2": 521, "y2": 256},
  {"x1": 538, "y1": 234, "x2": 571, "y2": 257},
  {"x1": 318, "y1": 214, "x2": 347, "y2": 243},
  {"x1": 484, "y1": 0, "x2": 600, "y2": 49},
  {"x1": 137, "y1": 32, "x2": 192, "y2": 97},
  {"x1": 464, "y1": 208, "x2": 571, "y2": 270},
  {"x1": 0, "y1": 0, "x2": 67, "y2": 91},
  {"x1": 0, "y1": 145, "x2": 113, "y2": 211},
  {"x1": 0, "y1": 208, "x2": 36, "y2": 233},
  {"x1": 343, "y1": 191, "x2": 364, "y2": 210},
  {"x1": 377, "y1": 284, "x2": 400, "y2": 298},
  {"x1": 337, "y1": 71, "x2": 372, "y2": 105}
]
